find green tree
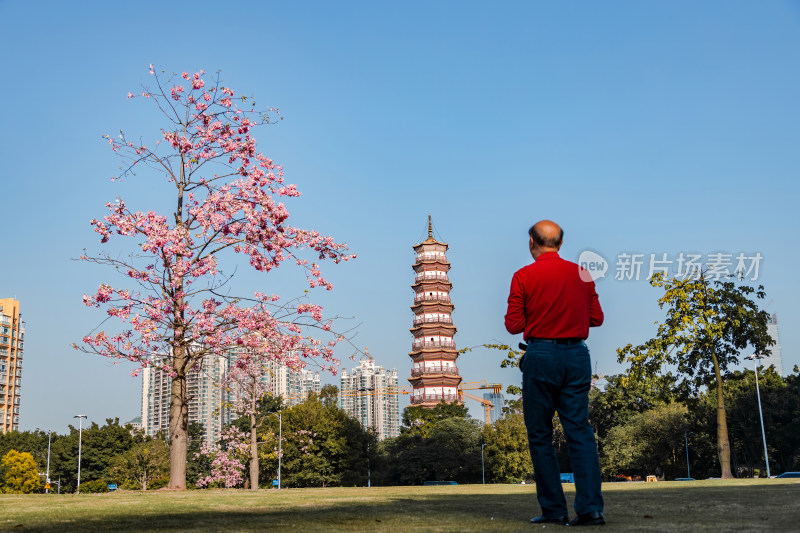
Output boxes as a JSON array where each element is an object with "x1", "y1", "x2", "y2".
[
  {"x1": 617, "y1": 272, "x2": 773, "y2": 479},
  {"x1": 319, "y1": 384, "x2": 338, "y2": 407},
  {"x1": 402, "y1": 402, "x2": 470, "y2": 437},
  {"x1": 0, "y1": 430, "x2": 49, "y2": 468},
  {"x1": 259, "y1": 393, "x2": 373, "y2": 488},
  {"x1": 383, "y1": 417, "x2": 482, "y2": 485},
  {"x1": 601, "y1": 402, "x2": 690, "y2": 480},
  {"x1": 381, "y1": 403, "x2": 481, "y2": 485},
  {"x1": 73, "y1": 418, "x2": 137, "y2": 484},
  {"x1": 429, "y1": 418, "x2": 482, "y2": 482},
  {"x1": 722, "y1": 367, "x2": 784, "y2": 477},
  {"x1": 772, "y1": 367, "x2": 800, "y2": 473},
  {"x1": 482, "y1": 413, "x2": 533, "y2": 483},
  {"x1": 45, "y1": 433, "x2": 78, "y2": 492},
  {"x1": 44, "y1": 418, "x2": 136, "y2": 492},
  {"x1": 109, "y1": 439, "x2": 170, "y2": 490},
  {"x1": 589, "y1": 373, "x2": 679, "y2": 441},
  {"x1": 185, "y1": 421, "x2": 205, "y2": 486},
  {"x1": 0, "y1": 450, "x2": 40, "y2": 493},
  {"x1": 691, "y1": 366, "x2": 800, "y2": 477}
]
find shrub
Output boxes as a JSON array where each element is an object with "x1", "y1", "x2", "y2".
[
  {"x1": 79, "y1": 479, "x2": 109, "y2": 493},
  {"x1": 149, "y1": 477, "x2": 169, "y2": 490}
]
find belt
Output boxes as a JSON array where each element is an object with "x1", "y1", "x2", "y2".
[{"x1": 526, "y1": 337, "x2": 584, "y2": 345}]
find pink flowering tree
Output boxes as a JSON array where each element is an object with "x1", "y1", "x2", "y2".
[
  {"x1": 79, "y1": 65, "x2": 355, "y2": 489},
  {"x1": 195, "y1": 426, "x2": 251, "y2": 488},
  {"x1": 224, "y1": 352, "x2": 271, "y2": 490}
]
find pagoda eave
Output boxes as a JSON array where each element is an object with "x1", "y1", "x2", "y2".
[
  {"x1": 410, "y1": 325, "x2": 457, "y2": 336},
  {"x1": 408, "y1": 376, "x2": 463, "y2": 388},
  {"x1": 410, "y1": 398, "x2": 464, "y2": 407},
  {"x1": 413, "y1": 258, "x2": 451, "y2": 269},
  {"x1": 412, "y1": 281, "x2": 452, "y2": 292},
  {"x1": 409, "y1": 347, "x2": 458, "y2": 357},
  {"x1": 409, "y1": 352, "x2": 459, "y2": 364},
  {"x1": 413, "y1": 239, "x2": 448, "y2": 252},
  {"x1": 412, "y1": 262, "x2": 451, "y2": 274},
  {"x1": 410, "y1": 302, "x2": 454, "y2": 314}
]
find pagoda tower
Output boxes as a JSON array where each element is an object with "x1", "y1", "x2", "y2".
[{"x1": 408, "y1": 216, "x2": 462, "y2": 406}]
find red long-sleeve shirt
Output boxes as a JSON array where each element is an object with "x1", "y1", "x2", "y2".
[{"x1": 505, "y1": 252, "x2": 604, "y2": 340}]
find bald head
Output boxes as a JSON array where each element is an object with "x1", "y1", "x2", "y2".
[{"x1": 529, "y1": 220, "x2": 564, "y2": 249}]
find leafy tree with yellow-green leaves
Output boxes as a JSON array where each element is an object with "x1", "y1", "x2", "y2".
[
  {"x1": 482, "y1": 412, "x2": 533, "y2": 483},
  {"x1": 109, "y1": 439, "x2": 170, "y2": 490},
  {"x1": 617, "y1": 272, "x2": 773, "y2": 479},
  {"x1": 0, "y1": 450, "x2": 40, "y2": 493}
]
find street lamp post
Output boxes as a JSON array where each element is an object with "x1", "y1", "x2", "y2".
[
  {"x1": 684, "y1": 431, "x2": 692, "y2": 479},
  {"x1": 45, "y1": 431, "x2": 51, "y2": 494},
  {"x1": 746, "y1": 355, "x2": 771, "y2": 478},
  {"x1": 74, "y1": 414, "x2": 87, "y2": 493},
  {"x1": 481, "y1": 443, "x2": 486, "y2": 484}
]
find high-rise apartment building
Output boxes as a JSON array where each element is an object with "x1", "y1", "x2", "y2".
[
  {"x1": 265, "y1": 360, "x2": 321, "y2": 407},
  {"x1": 141, "y1": 352, "x2": 228, "y2": 444},
  {"x1": 141, "y1": 351, "x2": 321, "y2": 443},
  {"x1": 0, "y1": 298, "x2": 23, "y2": 433},
  {"x1": 483, "y1": 392, "x2": 505, "y2": 424},
  {"x1": 762, "y1": 313, "x2": 785, "y2": 376},
  {"x1": 340, "y1": 359, "x2": 400, "y2": 440}
]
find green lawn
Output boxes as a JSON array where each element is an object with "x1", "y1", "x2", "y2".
[{"x1": 0, "y1": 479, "x2": 798, "y2": 532}]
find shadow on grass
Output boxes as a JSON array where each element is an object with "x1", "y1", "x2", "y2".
[{"x1": 3, "y1": 482, "x2": 799, "y2": 532}]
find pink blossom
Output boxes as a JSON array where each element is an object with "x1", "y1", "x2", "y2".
[{"x1": 170, "y1": 85, "x2": 185, "y2": 100}]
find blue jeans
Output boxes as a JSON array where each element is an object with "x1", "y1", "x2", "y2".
[{"x1": 522, "y1": 340, "x2": 603, "y2": 517}]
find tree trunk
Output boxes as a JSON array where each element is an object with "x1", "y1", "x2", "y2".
[
  {"x1": 167, "y1": 157, "x2": 189, "y2": 490},
  {"x1": 711, "y1": 347, "x2": 734, "y2": 479},
  {"x1": 250, "y1": 407, "x2": 259, "y2": 490},
  {"x1": 168, "y1": 359, "x2": 188, "y2": 489}
]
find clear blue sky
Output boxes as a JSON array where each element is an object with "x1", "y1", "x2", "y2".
[{"x1": 2, "y1": 1, "x2": 798, "y2": 432}]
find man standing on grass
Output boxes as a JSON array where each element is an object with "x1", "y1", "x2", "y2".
[{"x1": 505, "y1": 220, "x2": 605, "y2": 527}]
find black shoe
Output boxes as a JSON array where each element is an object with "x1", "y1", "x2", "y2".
[
  {"x1": 531, "y1": 515, "x2": 569, "y2": 525},
  {"x1": 567, "y1": 511, "x2": 604, "y2": 526}
]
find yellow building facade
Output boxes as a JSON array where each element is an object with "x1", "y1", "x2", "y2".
[{"x1": 0, "y1": 298, "x2": 23, "y2": 433}]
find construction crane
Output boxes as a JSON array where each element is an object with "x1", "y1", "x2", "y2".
[
  {"x1": 458, "y1": 381, "x2": 503, "y2": 395},
  {"x1": 457, "y1": 381, "x2": 503, "y2": 424},
  {"x1": 460, "y1": 391, "x2": 495, "y2": 425}
]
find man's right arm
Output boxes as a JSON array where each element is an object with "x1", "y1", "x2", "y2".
[{"x1": 505, "y1": 272, "x2": 526, "y2": 334}]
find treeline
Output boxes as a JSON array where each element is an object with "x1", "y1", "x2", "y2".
[
  {"x1": 591, "y1": 366, "x2": 800, "y2": 480},
  {"x1": 0, "y1": 418, "x2": 168, "y2": 493},
  {"x1": 2, "y1": 367, "x2": 797, "y2": 492},
  {"x1": 378, "y1": 365, "x2": 800, "y2": 485}
]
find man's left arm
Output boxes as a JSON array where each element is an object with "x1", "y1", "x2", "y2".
[{"x1": 588, "y1": 282, "x2": 604, "y2": 327}]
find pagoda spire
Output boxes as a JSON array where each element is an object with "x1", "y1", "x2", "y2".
[{"x1": 428, "y1": 214, "x2": 433, "y2": 239}]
